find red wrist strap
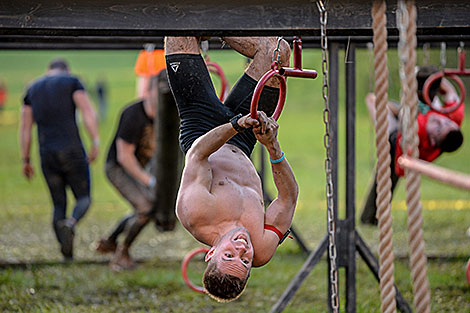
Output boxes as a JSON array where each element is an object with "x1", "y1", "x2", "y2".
[{"x1": 264, "y1": 224, "x2": 284, "y2": 241}]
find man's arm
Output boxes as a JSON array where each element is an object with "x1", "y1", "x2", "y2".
[
  {"x1": 365, "y1": 92, "x2": 399, "y2": 124},
  {"x1": 439, "y1": 78, "x2": 465, "y2": 124},
  {"x1": 73, "y1": 90, "x2": 99, "y2": 163},
  {"x1": 365, "y1": 93, "x2": 377, "y2": 124},
  {"x1": 116, "y1": 138, "x2": 154, "y2": 187},
  {"x1": 177, "y1": 114, "x2": 262, "y2": 234},
  {"x1": 257, "y1": 118, "x2": 298, "y2": 231},
  {"x1": 183, "y1": 114, "x2": 261, "y2": 190},
  {"x1": 440, "y1": 77, "x2": 459, "y2": 103},
  {"x1": 19, "y1": 105, "x2": 35, "y2": 179},
  {"x1": 253, "y1": 115, "x2": 298, "y2": 266}
]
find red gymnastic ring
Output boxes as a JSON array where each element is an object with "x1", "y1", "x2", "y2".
[
  {"x1": 206, "y1": 62, "x2": 229, "y2": 101},
  {"x1": 250, "y1": 69, "x2": 287, "y2": 121},
  {"x1": 466, "y1": 258, "x2": 470, "y2": 288},
  {"x1": 181, "y1": 247, "x2": 210, "y2": 294},
  {"x1": 422, "y1": 72, "x2": 465, "y2": 114}
]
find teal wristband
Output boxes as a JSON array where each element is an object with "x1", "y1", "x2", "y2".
[
  {"x1": 270, "y1": 152, "x2": 285, "y2": 164},
  {"x1": 148, "y1": 176, "x2": 156, "y2": 188}
]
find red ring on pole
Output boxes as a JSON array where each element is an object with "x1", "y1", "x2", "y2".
[
  {"x1": 466, "y1": 258, "x2": 470, "y2": 287},
  {"x1": 250, "y1": 70, "x2": 287, "y2": 121},
  {"x1": 181, "y1": 247, "x2": 209, "y2": 294},
  {"x1": 422, "y1": 72, "x2": 465, "y2": 114},
  {"x1": 206, "y1": 62, "x2": 229, "y2": 101}
]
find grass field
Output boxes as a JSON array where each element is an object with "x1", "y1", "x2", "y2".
[{"x1": 0, "y1": 47, "x2": 469, "y2": 312}]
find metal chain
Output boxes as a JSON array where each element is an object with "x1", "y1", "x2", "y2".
[
  {"x1": 422, "y1": 42, "x2": 430, "y2": 66},
  {"x1": 271, "y1": 36, "x2": 284, "y2": 67},
  {"x1": 317, "y1": 1, "x2": 339, "y2": 312},
  {"x1": 440, "y1": 42, "x2": 447, "y2": 68}
]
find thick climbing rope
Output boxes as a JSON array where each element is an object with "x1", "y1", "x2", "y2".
[
  {"x1": 397, "y1": 1, "x2": 431, "y2": 312},
  {"x1": 371, "y1": 2, "x2": 397, "y2": 313},
  {"x1": 317, "y1": 1, "x2": 339, "y2": 312}
]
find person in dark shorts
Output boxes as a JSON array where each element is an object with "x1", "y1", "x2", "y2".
[
  {"x1": 20, "y1": 58, "x2": 100, "y2": 261},
  {"x1": 360, "y1": 65, "x2": 465, "y2": 225},
  {"x1": 96, "y1": 71, "x2": 166, "y2": 271},
  {"x1": 166, "y1": 37, "x2": 299, "y2": 302}
]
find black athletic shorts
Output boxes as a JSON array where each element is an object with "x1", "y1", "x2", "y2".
[{"x1": 166, "y1": 53, "x2": 280, "y2": 156}]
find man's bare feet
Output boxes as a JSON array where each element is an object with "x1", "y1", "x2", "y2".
[
  {"x1": 109, "y1": 246, "x2": 136, "y2": 272},
  {"x1": 96, "y1": 238, "x2": 117, "y2": 254}
]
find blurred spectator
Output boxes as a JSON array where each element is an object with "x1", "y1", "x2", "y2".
[
  {"x1": 134, "y1": 44, "x2": 166, "y2": 98},
  {"x1": 96, "y1": 71, "x2": 167, "y2": 271},
  {"x1": 20, "y1": 58, "x2": 100, "y2": 260},
  {"x1": 0, "y1": 80, "x2": 7, "y2": 112}
]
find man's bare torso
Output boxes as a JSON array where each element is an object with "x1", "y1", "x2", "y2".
[{"x1": 176, "y1": 144, "x2": 266, "y2": 248}]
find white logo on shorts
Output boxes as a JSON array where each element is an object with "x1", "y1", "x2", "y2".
[{"x1": 170, "y1": 62, "x2": 180, "y2": 73}]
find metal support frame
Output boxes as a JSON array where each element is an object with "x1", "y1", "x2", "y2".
[
  {"x1": 270, "y1": 41, "x2": 412, "y2": 313},
  {"x1": 1, "y1": 35, "x2": 470, "y2": 50}
]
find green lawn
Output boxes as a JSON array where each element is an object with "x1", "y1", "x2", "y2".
[{"x1": 0, "y1": 47, "x2": 469, "y2": 312}]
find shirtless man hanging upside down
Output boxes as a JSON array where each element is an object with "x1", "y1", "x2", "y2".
[{"x1": 165, "y1": 36, "x2": 298, "y2": 302}]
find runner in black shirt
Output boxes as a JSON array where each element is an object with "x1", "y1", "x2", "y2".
[
  {"x1": 96, "y1": 71, "x2": 166, "y2": 271},
  {"x1": 20, "y1": 58, "x2": 99, "y2": 261}
]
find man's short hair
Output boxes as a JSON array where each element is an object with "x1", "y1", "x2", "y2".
[
  {"x1": 417, "y1": 65, "x2": 441, "y2": 99},
  {"x1": 202, "y1": 260, "x2": 248, "y2": 302},
  {"x1": 440, "y1": 129, "x2": 464, "y2": 152},
  {"x1": 48, "y1": 58, "x2": 69, "y2": 71}
]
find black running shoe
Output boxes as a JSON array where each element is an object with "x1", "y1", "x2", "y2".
[
  {"x1": 360, "y1": 210, "x2": 378, "y2": 226},
  {"x1": 57, "y1": 220, "x2": 75, "y2": 260}
]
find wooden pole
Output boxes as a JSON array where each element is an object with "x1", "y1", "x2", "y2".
[{"x1": 398, "y1": 156, "x2": 470, "y2": 190}]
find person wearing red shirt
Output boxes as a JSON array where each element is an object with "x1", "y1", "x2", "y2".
[
  {"x1": 0, "y1": 80, "x2": 7, "y2": 111},
  {"x1": 361, "y1": 65, "x2": 464, "y2": 225}
]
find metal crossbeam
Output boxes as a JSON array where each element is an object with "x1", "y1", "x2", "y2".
[
  {"x1": 0, "y1": 0, "x2": 469, "y2": 39},
  {"x1": 1, "y1": 35, "x2": 470, "y2": 50}
]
